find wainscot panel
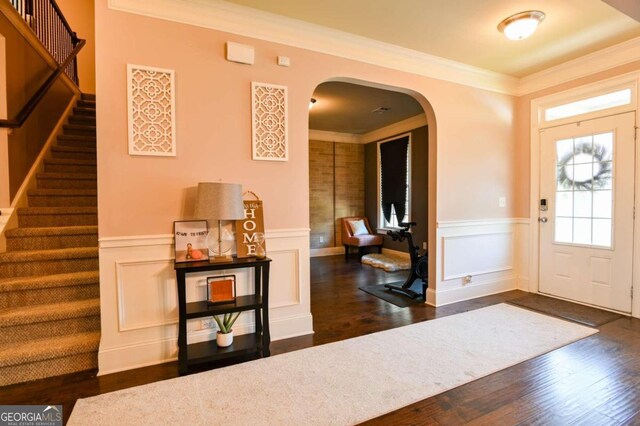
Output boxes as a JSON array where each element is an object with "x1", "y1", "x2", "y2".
[
  {"x1": 98, "y1": 228, "x2": 312, "y2": 375},
  {"x1": 433, "y1": 219, "x2": 530, "y2": 306}
]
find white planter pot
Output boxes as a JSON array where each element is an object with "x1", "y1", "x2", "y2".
[{"x1": 216, "y1": 331, "x2": 233, "y2": 347}]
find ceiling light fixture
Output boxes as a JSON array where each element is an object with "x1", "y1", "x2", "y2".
[
  {"x1": 309, "y1": 98, "x2": 317, "y2": 110},
  {"x1": 498, "y1": 10, "x2": 545, "y2": 41}
]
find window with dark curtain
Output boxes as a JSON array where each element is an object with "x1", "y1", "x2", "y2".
[{"x1": 380, "y1": 136, "x2": 409, "y2": 225}]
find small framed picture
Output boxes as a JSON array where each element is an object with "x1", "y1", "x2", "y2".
[
  {"x1": 207, "y1": 275, "x2": 236, "y2": 305},
  {"x1": 174, "y1": 220, "x2": 209, "y2": 263}
]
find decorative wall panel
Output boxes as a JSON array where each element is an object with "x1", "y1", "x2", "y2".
[
  {"x1": 127, "y1": 65, "x2": 176, "y2": 156},
  {"x1": 442, "y1": 231, "x2": 514, "y2": 280},
  {"x1": 252, "y1": 82, "x2": 288, "y2": 161}
]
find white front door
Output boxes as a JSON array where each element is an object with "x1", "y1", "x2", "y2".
[{"x1": 539, "y1": 112, "x2": 635, "y2": 313}]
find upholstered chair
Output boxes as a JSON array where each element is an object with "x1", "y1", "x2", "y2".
[{"x1": 341, "y1": 217, "x2": 384, "y2": 260}]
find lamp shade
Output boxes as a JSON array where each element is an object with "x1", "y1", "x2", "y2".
[{"x1": 194, "y1": 182, "x2": 245, "y2": 221}]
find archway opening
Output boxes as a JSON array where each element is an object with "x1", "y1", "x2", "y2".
[{"x1": 307, "y1": 78, "x2": 437, "y2": 340}]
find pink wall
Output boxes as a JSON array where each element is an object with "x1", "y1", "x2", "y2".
[
  {"x1": 95, "y1": 1, "x2": 517, "y2": 237},
  {"x1": 56, "y1": 0, "x2": 96, "y2": 93},
  {"x1": 0, "y1": 12, "x2": 74, "y2": 201},
  {"x1": 514, "y1": 60, "x2": 640, "y2": 217}
]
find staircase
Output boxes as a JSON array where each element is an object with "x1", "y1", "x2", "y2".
[{"x1": 0, "y1": 94, "x2": 100, "y2": 386}]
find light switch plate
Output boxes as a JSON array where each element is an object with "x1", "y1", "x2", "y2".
[{"x1": 277, "y1": 56, "x2": 290, "y2": 67}]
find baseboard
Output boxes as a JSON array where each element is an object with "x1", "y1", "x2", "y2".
[
  {"x1": 381, "y1": 248, "x2": 410, "y2": 258},
  {"x1": 310, "y1": 246, "x2": 344, "y2": 257},
  {"x1": 425, "y1": 288, "x2": 436, "y2": 306},
  {"x1": 98, "y1": 336, "x2": 176, "y2": 376},
  {"x1": 518, "y1": 277, "x2": 530, "y2": 292},
  {"x1": 434, "y1": 277, "x2": 518, "y2": 307},
  {"x1": 98, "y1": 313, "x2": 314, "y2": 376},
  {"x1": 269, "y1": 313, "x2": 314, "y2": 340}
]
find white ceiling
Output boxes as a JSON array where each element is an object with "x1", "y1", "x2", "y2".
[
  {"x1": 309, "y1": 82, "x2": 423, "y2": 134},
  {"x1": 224, "y1": 0, "x2": 640, "y2": 77}
]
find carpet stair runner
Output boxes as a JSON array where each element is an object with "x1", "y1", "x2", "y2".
[{"x1": 0, "y1": 93, "x2": 100, "y2": 386}]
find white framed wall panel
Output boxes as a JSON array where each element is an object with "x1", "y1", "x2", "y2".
[
  {"x1": 442, "y1": 232, "x2": 513, "y2": 280},
  {"x1": 433, "y1": 219, "x2": 530, "y2": 307},
  {"x1": 268, "y1": 249, "x2": 300, "y2": 308},
  {"x1": 252, "y1": 82, "x2": 288, "y2": 161},
  {"x1": 515, "y1": 221, "x2": 531, "y2": 291},
  {"x1": 127, "y1": 64, "x2": 176, "y2": 156},
  {"x1": 98, "y1": 228, "x2": 312, "y2": 375},
  {"x1": 116, "y1": 258, "x2": 177, "y2": 332}
]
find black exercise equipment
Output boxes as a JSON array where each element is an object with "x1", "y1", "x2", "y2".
[{"x1": 385, "y1": 222, "x2": 428, "y2": 300}]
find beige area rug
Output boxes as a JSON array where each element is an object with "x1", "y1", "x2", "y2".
[
  {"x1": 68, "y1": 304, "x2": 597, "y2": 425},
  {"x1": 361, "y1": 253, "x2": 410, "y2": 271}
]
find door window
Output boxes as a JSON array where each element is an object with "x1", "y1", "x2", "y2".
[{"x1": 554, "y1": 132, "x2": 613, "y2": 247}]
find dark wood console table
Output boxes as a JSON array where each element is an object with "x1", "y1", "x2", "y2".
[{"x1": 174, "y1": 257, "x2": 271, "y2": 375}]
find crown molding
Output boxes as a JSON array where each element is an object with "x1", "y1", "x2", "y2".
[
  {"x1": 517, "y1": 36, "x2": 640, "y2": 96},
  {"x1": 108, "y1": 0, "x2": 640, "y2": 97},
  {"x1": 309, "y1": 114, "x2": 427, "y2": 144},
  {"x1": 107, "y1": 0, "x2": 517, "y2": 95},
  {"x1": 361, "y1": 114, "x2": 427, "y2": 144},
  {"x1": 309, "y1": 130, "x2": 361, "y2": 144}
]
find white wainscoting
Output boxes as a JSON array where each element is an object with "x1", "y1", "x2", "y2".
[
  {"x1": 98, "y1": 228, "x2": 312, "y2": 375},
  {"x1": 434, "y1": 219, "x2": 530, "y2": 306}
]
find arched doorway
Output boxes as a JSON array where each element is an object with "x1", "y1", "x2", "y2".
[{"x1": 307, "y1": 78, "x2": 437, "y2": 340}]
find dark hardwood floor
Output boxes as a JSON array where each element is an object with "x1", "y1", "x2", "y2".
[{"x1": 2, "y1": 254, "x2": 639, "y2": 425}]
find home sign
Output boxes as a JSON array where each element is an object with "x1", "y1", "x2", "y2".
[{"x1": 235, "y1": 192, "x2": 266, "y2": 258}]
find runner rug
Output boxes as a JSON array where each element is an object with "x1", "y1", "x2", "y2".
[{"x1": 69, "y1": 304, "x2": 597, "y2": 425}]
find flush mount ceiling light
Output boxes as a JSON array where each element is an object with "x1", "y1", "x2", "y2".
[
  {"x1": 498, "y1": 10, "x2": 545, "y2": 41},
  {"x1": 309, "y1": 98, "x2": 317, "y2": 110}
]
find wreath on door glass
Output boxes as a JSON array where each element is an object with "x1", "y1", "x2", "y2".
[{"x1": 557, "y1": 143, "x2": 611, "y2": 190}]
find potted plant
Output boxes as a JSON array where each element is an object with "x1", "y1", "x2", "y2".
[{"x1": 213, "y1": 312, "x2": 240, "y2": 347}]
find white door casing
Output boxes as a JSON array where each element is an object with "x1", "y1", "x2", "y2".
[{"x1": 538, "y1": 112, "x2": 635, "y2": 313}]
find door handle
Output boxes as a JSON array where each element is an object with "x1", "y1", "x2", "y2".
[{"x1": 539, "y1": 217, "x2": 548, "y2": 223}]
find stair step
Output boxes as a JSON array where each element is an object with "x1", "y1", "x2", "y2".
[
  {"x1": 17, "y1": 206, "x2": 97, "y2": 227},
  {"x1": 28, "y1": 188, "x2": 97, "y2": 207},
  {"x1": 0, "y1": 270, "x2": 99, "y2": 293},
  {"x1": 0, "y1": 276, "x2": 98, "y2": 309},
  {"x1": 0, "y1": 247, "x2": 98, "y2": 277},
  {"x1": 62, "y1": 124, "x2": 96, "y2": 137},
  {"x1": 77, "y1": 100, "x2": 96, "y2": 109},
  {"x1": 0, "y1": 299, "x2": 100, "y2": 344},
  {"x1": 0, "y1": 332, "x2": 99, "y2": 386},
  {"x1": 0, "y1": 298, "x2": 99, "y2": 327},
  {"x1": 56, "y1": 138, "x2": 96, "y2": 149},
  {"x1": 57, "y1": 134, "x2": 96, "y2": 144},
  {"x1": 81, "y1": 93, "x2": 96, "y2": 101},
  {"x1": 73, "y1": 107, "x2": 96, "y2": 117},
  {"x1": 50, "y1": 145, "x2": 96, "y2": 160},
  {"x1": 6, "y1": 225, "x2": 98, "y2": 250},
  {"x1": 68, "y1": 115, "x2": 95, "y2": 125},
  {"x1": 36, "y1": 172, "x2": 96, "y2": 189},
  {"x1": 43, "y1": 158, "x2": 96, "y2": 174}
]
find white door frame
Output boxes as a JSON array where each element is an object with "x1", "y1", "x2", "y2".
[{"x1": 529, "y1": 72, "x2": 640, "y2": 318}]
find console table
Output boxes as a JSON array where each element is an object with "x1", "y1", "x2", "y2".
[{"x1": 174, "y1": 257, "x2": 271, "y2": 375}]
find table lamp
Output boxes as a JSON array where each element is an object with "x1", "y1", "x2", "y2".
[{"x1": 194, "y1": 182, "x2": 245, "y2": 262}]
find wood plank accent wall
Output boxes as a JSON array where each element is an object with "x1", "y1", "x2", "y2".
[{"x1": 309, "y1": 140, "x2": 364, "y2": 249}]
